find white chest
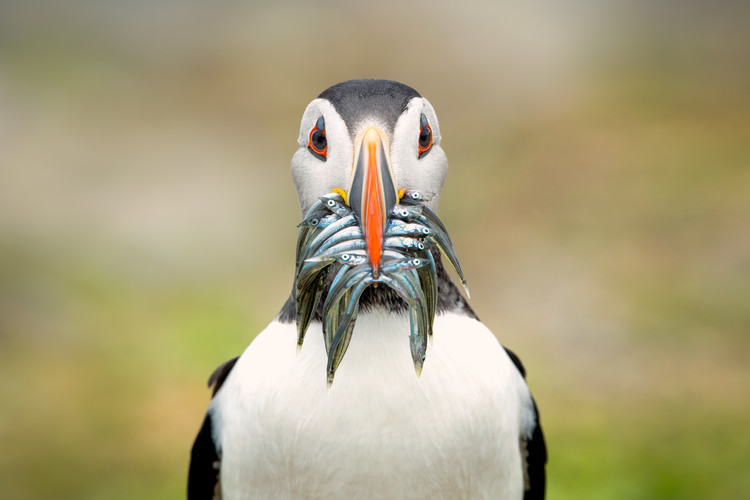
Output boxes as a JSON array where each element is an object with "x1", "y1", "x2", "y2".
[{"x1": 211, "y1": 312, "x2": 533, "y2": 500}]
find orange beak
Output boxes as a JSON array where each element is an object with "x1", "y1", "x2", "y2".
[{"x1": 348, "y1": 127, "x2": 397, "y2": 279}]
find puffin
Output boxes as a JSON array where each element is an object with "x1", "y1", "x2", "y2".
[{"x1": 188, "y1": 79, "x2": 547, "y2": 500}]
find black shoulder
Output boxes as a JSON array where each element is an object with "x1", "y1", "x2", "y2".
[
  {"x1": 207, "y1": 356, "x2": 239, "y2": 397},
  {"x1": 522, "y1": 398, "x2": 547, "y2": 500},
  {"x1": 503, "y1": 346, "x2": 526, "y2": 378},
  {"x1": 503, "y1": 345, "x2": 546, "y2": 498},
  {"x1": 187, "y1": 412, "x2": 221, "y2": 499},
  {"x1": 187, "y1": 357, "x2": 239, "y2": 499}
]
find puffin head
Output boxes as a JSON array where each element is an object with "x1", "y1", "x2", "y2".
[{"x1": 291, "y1": 79, "x2": 449, "y2": 273}]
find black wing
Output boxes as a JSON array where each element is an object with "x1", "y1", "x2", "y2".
[
  {"x1": 504, "y1": 347, "x2": 547, "y2": 500},
  {"x1": 187, "y1": 357, "x2": 239, "y2": 500}
]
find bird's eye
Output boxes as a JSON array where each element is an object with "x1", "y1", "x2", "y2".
[
  {"x1": 308, "y1": 116, "x2": 327, "y2": 161},
  {"x1": 417, "y1": 113, "x2": 432, "y2": 158}
]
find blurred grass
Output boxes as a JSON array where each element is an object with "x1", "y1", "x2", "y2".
[{"x1": 1, "y1": 1, "x2": 749, "y2": 499}]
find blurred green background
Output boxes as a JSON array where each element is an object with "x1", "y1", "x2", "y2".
[{"x1": 1, "y1": 1, "x2": 748, "y2": 499}]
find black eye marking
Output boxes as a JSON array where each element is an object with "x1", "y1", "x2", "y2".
[
  {"x1": 308, "y1": 116, "x2": 328, "y2": 161},
  {"x1": 418, "y1": 113, "x2": 433, "y2": 159}
]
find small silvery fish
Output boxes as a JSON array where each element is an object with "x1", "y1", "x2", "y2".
[{"x1": 294, "y1": 189, "x2": 468, "y2": 384}]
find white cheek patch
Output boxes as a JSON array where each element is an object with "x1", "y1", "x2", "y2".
[
  {"x1": 390, "y1": 98, "x2": 449, "y2": 212},
  {"x1": 291, "y1": 99, "x2": 354, "y2": 214},
  {"x1": 291, "y1": 96, "x2": 449, "y2": 214}
]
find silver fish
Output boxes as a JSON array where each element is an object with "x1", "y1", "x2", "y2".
[
  {"x1": 423, "y1": 228, "x2": 468, "y2": 297},
  {"x1": 295, "y1": 273, "x2": 324, "y2": 348},
  {"x1": 323, "y1": 263, "x2": 372, "y2": 351},
  {"x1": 296, "y1": 252, "x2": 360, "y2": 347},
  {"x1": 388, "y1": 267, "x2": 429, "y2": 332},
  {"x1": 385, "y1": 223, "x2": 431, "y2": 238},
  {"x1": 301, "y1": 215, "x2": 358, "y2": 263},
  {"x1": 298, "y1": 209, "x2": 331, "y2": 228},
  {"x1": 326, "y1": 257, "x2": 429, "y2": 384},
  {"x1": 298, "y1": 212, "x2": 340, "y2": 231},
  {"x1": 376, "y1": 266, "x2": 428, "y2": 376},
  {"x1": 316, "y1": 241, "x2": 368, "y2": 259},
  {"x1": 295, "y1": 252, "x2": 368, "y2": 348},
  {"x1": 326, "y1": 275, "x2": 373, "y2": 386},
  {"x1": 412, "y1": 248, "x2": 437, "y2": 338},
  {"x1": 381, "y1": 249, "x2": 435, "y2": 330},
  {"x1": 296, "y1": 256, "x2": 335, "y2": 293},
  {"x1": 323, "y1": 263, "x2": 372, "y2": 320},
  {"x1": 315, "y1": 226, "x2": 365, "y2": 254},
  {"x1": 400, "y1": 189, "x2": 435, "y2": 204},
  {"x1": 328, "y1": 251, "x2": 369, "y2": 266},
  {"x1": 295, "y1": 192, "x2": 345, "y2": 269},
  {"x1": 322, "y1": 197, "x2": 352, "y2": 218},
  {"x1": 307, "y1": 192, "x2": 346, "y2": 215},
  {"x1": 391, "y1": 203, "x2": 424, "y2": 221},
  {"x1": 294, "y1": 188, "x2": 468, "y2": 384},
  {"x1": 384, "y1": 236, "x2": 426, "y2": 252},
  {"x1": 380, "y1": 256, "x2": 430, "y2": 274},
  {"x1": 397, "y1": 190, "x2": 468, "y2": 295}
]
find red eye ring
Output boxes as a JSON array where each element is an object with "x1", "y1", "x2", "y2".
[
  {"x1": 308, "y1": 116, "x2": 327, "y2": 161},
  {"x1": 418, "y1": 113, "x2": 433, "y2": 158}
]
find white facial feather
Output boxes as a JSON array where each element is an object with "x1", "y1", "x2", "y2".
[
  {"x1": 390, "y1": 97, "x2": 448, "y2": 213},
  {"x1": 290, "y1": 99, "x2": 353, "y2": 216},
  {"x1": 290, "y1": 96, "x2": 450, "y2": 214}
]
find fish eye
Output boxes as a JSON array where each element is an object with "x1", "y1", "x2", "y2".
[
  {"x1": 421, "y1": 227, "x2": 430, "y2": 235},
  {"x1": 417, "y1": 242, "x2": 425, "y2": 250},
  {"x1": 418, "y1": 113, "x2": 433, "y2": 158},
  {"x1": 412, "y1": 258, "x2": 421, "y2": 265},
  {"x1": 410, "y1": 191, "x2": 420, "y2": 200},
  {"x1": 327, "y1": 199, "x2": 336, "y2": 207},
  {"x1": 310, "y1": 218, "x2": 319, "y2": 225},
  {"x1": 341, "y1": 253, "x2": 350, "y2": 261},
  {"x1": 400, "y1": 209, "x2": 409, "y2": 217},
  {"x1": 308, "y1": 116, "x2": 327, "y2": 161}
]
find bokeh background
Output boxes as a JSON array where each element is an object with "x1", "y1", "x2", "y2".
[{"x1": 1, "y1": 1, "x2": 748, "y2": 499}]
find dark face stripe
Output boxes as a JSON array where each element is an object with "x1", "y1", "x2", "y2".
[{"x1": 318, "y1": 79, "x2": 421, "y2": 136}]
